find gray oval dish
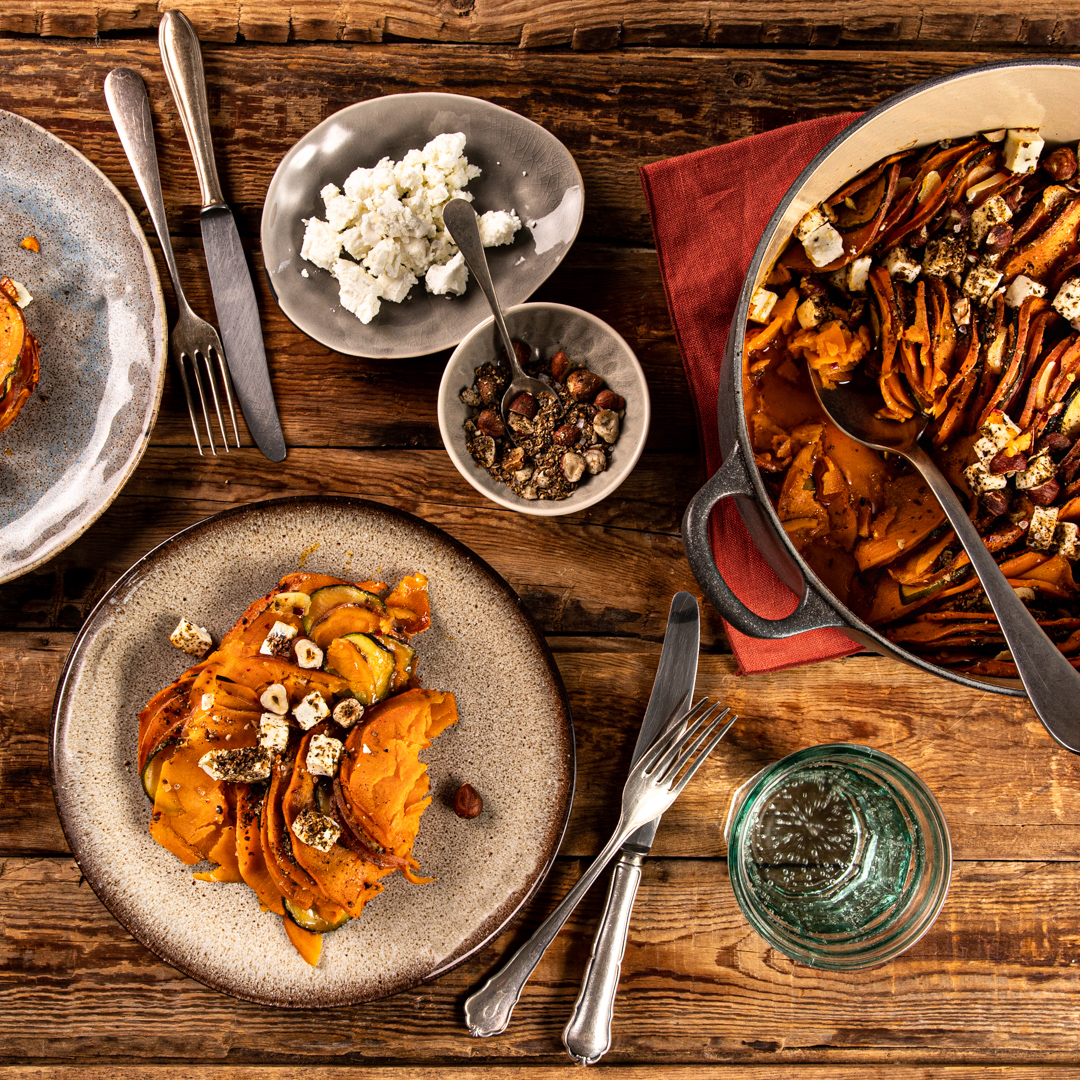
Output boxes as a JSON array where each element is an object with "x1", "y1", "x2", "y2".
[
  {"x1": 438, "y1": 303, "x2": 651, "y2": 516},
  {"x1": 261, "y1": 92, "x2": 583, "y2": 359},
  {"x1": 0, "y1": 109, "x2": 167, "y2": 584},
  {"x1": 51, "y1": 496, "x2": 575, "y2": 1007}
]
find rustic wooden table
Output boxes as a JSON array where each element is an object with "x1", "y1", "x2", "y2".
[{"x1": 5, "y1": 3, "x2": 1080, "y2": 1076}]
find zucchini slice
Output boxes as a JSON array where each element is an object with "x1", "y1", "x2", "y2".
[
  {"x1": 342, "y1": 633, "x2": 395, "y2": 703},
  {"x1": 141, "y1": 738, "x2": 179, "y2": 801},
  {"x1": 377, "y1": 635, "x2": 416, "y2": 692},
  {"x1": 308, "y1": 603, "x2": 385, "y2": 650},
  {"x1": 283, "y1": 896, "x2": 350, "y2": 933},
  {"x1": 325, "y1": 634, "x2": 395, "y2": 705},
  {"x1": 303, "y1": 585, "x2": 385, "y2": 634}
]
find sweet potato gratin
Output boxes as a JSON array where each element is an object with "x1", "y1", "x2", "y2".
[
  {"x1": 139, "y1": 571, "x2": 457, "y2": 966},
  {"x1": 745, "y1": 128, "x2": 1080, "y2": 678},
  {"x1": 0, "y1": 277, "x2": 39, "y2": 434}
]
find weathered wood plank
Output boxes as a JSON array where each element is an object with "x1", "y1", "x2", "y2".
[
  {"x1": 2, "y1": 1071, "x2": 1076, "y2": 1080},
  {"x1": 7, "y1": 638, "x2": 1080, "y2": 861},
  {"x1": 2, "y1": 855, "x2": 1080, "y2": 1062},
  {"x1": 11, "y1": 1, "x2": 1080, "y2": 48}
]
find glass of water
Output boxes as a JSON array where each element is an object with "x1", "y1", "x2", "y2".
[{"x1": 724, "y1": 744, "x2": 951, "y2": 970}]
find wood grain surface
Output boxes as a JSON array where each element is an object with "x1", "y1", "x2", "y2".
[{"x1": 3, "y1": 18, "x2": 1080, "y2": 1078}]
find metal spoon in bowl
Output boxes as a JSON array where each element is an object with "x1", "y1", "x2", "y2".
[
  {"x1": 442, "y1": 198, "x2": 561, "y2": 438},
  {"x1": 810, "y1": 371, "x2": 1080, "y2": 753}
]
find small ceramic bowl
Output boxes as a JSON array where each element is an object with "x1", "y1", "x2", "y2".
[{"x1": 437, "y1": 303, "x2": 650, "y2": 516}]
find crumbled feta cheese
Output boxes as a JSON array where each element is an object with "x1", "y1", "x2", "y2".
[
  {"x1": 974, "y1": 413, "x2": 1021, "y2": 464},
  {"x1": 748, "y1": 287, "x2": 778, "y2": 323},
  {"x1": 169, "y1": 618, "x2": 213, "y2": 657},
  {"x1": 258, "y1": 712, "x2": 290, "y2": 753},
  {"x1": 1052, "y1": 276, "x2": 1080, "y2": 327},
  {"x1": 965, "y1": 460, "x2": 1008, "y2": 493},
  {"x1": 300, "y1": 217, "x2": 342, "y2": 271},
  {"x1": 802, "y1": 223, "x2": 845, "y2": 268},
  {"x1": 306, "y1": 733, "x2": 344, "y2": 777},
  {"x1": 1004, "y1": 128, "x2": 1044, "y2": 174},
  {"x1": 795, "y1": 206, "x2": 830, "y2": 242},
  {"x1": 1056, "y1": 521, "x2": 1080, "y2": 560},
  {"x1": 970, "y1": 194, "x2": 1013, "y2": 245},
  {"x1": 333, "y1": 258, "x2": 382, "y2": 324},
  {"x1": 199, "y1": 747, "x2": 271, "y2": 783},
  {"x1": 477, "y1": 209, "x2": 522, "y2": 247},
  {"x1": 260, "y1": 682, "x2": 289, "y2": 714},
  {"x1": 259, "y1": 621, "x2": 298, "y2": 657},
  {"x1": 846, "y1": 255, "x2": 872, "y2": 293},
  {"x1": 1005, "y1": 274, "x2": 1048, "y2": 308},
  {"x1": 1016, "y1": 450, "x2": 1057, "y2": 490},
  {"x1": 332, "y1": 697, "x2": 365, "y2": 729},
  {"x1": 376, "y1": 270, "x2": 418, "y2": 304},
  {"x1": 963, "y1": 262, "x2": 1003, "y2": 304},
  {"x1": 884, "y1": 246, "x2": 921, "y2": 283},
  {"x1": 1028, "y1": 504, "x2": 1059, "y2": 549},
  {"x1": 291, "y1": 810, "x2": 341, "y2": 853},
  {"x1": 796, "y1": 295, "x2": 832, "y2": 329},
  {"x1": 923, "y1": 236, "x2": 966, "y2": 277},
  {"x1": 200, "y1": 693, "x2": 215, "y2": 712},
  {"x1": 294, "y1": 690, "x2": 330, "y2": 731},
  {"x1": 425, "y1": 251, "x2": 469, "y2": 296},
  {"x1": 293, "y1": 638, "x2": 324, "y2": 670}
]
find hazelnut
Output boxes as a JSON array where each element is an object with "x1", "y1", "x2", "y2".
[
  {"x1": 471, "y1": 435, "x2": 496, "y2": 467},
  {"x1": 508, "y1": 392, "x2": 538, "y2": 419},
  {"x1": 584, "y1": 447, "x2": 607, "y2": 474},
  {"x1": 477, "y1": 374, "x2": 499, "y2": 406},
  {"x1": 476, "y1": 408, "x2": 506, "y2": 438},
  {"x1": 1039, "y1": 432, "x2": 1073, "y2": 456},
  {"x1": 453, "y1": 783, "x2": 483, "y2": 819},
  {"x1": 550, "y1": 349, "x2": 572, "y2": 382},
  {"x1": 260, "y1": 683, "x2": 289, "y2": 715},
  {"x1": 561, "y1": 451, "x2": 586, "y2": 483},
  {"x1": 507, "y1": 412, "x2": 534, "y2": 437},
  {"x1": 535, "y1": 468, "x2": 554, "y2": 489},
  {"x1": 989, "y1": 449, "x2": 1025, "y2": 475},
  {"x1": 459, "y1": 386, "x2": 482, "y2": 407},
  {"x1": 984, "y1": 223, "x2": 1014, "y2": 254},
  {"x1": 1044, "y1": 146, "x2": 1078, "y2": 181},
  {"x1": 1028, "y1": 479, "x2": 1061, "y2": 506},
  {"x1": 513, "y1": 466, "x2": 534, "y2": 483},
  {"x1": 566, "y1": 369, "x2": 605, "y2": 402},
  {"x1": 980, "y1": 489, "x2": 1011, "y2": 517},
  {"x1": 553, "y1": 424, "x2": 581, "y2": 447},
  {"x1": 594, "y1": 389, "x2": 625, "y2": 412},
  {"x1": 502, "y1": 446, "x2": 525, "y2": 470},
  {"x1": 512, "y1": 340, "x2": 532, "y2": 367},
  {"x1": 521, "y1": 484, "x2": 539, "y2": 500},
  {"x1": 593, "y1": 409, "x2": 620, "y2": 444}
]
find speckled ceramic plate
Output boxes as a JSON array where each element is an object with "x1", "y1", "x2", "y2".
[
  {"x1": 0, "y1": 110, "x2": 167, "y2": 583},
  {"x1": 261, "y1": 92, "x2": 583, "y2": 359},
  {"x1": 51, "y1": 497, "x2": 575, "y2": 1007}
]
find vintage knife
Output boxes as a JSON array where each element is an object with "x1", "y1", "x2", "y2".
[
  {"x1": 158, "y1": 9, "x2": 286, "y2": 463},
  {"x1": 562, "y1": 590, "x2": 700, "y2": 1065}
]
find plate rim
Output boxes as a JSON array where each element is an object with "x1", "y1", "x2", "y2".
[
  {"x1": 0, "y1": 107, "x2": 168, "y2": 584},
  {"x1": 260, "y1": 90, "x2": 585, "y2": 359},
  {"x1": 49, "y1": 494, "x2": 576, "y2": 1007}
]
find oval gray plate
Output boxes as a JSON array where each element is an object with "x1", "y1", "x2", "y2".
[
  {"x1": 52, "y1": 496, "x2": 575, "y2": 1007},
  {"x1": 0, "y1": 109, "x2": 167, "y2": 583},
  {"x1": 261, "y1": 92, "x2": 583, "y2": 359}
]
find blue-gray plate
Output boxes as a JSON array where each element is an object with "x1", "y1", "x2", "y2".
[
  {"x1": 0, "y1": 109, "x2": 167, "y2": 584},
  {"x1": 261, "y1": 92, "x2": 583, "y2": 359}
]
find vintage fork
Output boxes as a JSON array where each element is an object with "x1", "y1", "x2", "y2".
[
  {"x1": 104, "y1": 66, "x2": 239, "y2": 455},
  {"x1": 464, "y1": 697, "x2": 736, "y2": 1038}
]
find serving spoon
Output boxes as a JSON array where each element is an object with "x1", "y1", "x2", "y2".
[
  {"x1": 442, "y1": 198, "x2": 561, "y2": 436},
  {"x1": 810, "y1": 371, "x2": 1080, "y2": 753}
]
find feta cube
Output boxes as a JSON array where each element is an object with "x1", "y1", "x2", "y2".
[
  {"x1": 846, "y1": 255, "x2": 872, "y2": 293},
  {"x1": 796, "y1": 295, "x2": 833, "y2": 329},
  {"x1": 199, "y1": 747, "x2": 271, "y2": 783},
  {"x1": 293, "y1": 690, "x2": 330, "y2": 731},
  {"x1": 922, "y1": 237, "x2": 966, "y2": 277},
  {"x1": 1052, "y1": 276, "x2": 1080, "y2": 326},
  {"x1": 300, "y1": 217, "x2": 342, "y2": 271},
  {"x1": 258, "y1": 712, "x2": 291, "y2": 753},
  {"x1": 290, "y1": 810, "x2": 341, "y2": 853},
  {"x1": 169, "y1": 618, "x2": 213, "y2": 657},
  {"x1": 306, "y1": 733, "x2": 344, "y2": 777},
  {"x1": 1028, "y1": 504, "x2": 1060, "y2": 550},
  {"x1": 333, "y1": 258, "x2": 382, "y2": 324},
  {"x1": 376, "y1": 270, "x2": 418, "y2": 304},
  {"x1": 1015, "y1": 450, "x2": 1057, "y2": 490},
  {"x1": 974, "y1": 414, "x2": 1021, "y2": 464},
  {"x1": 963, "y1": 262, "x2": 1003, "y2": 304},
  {"x1": 260, "y1": 682, "x2": 289, "y2": 714},
  {"x1": 259, "y1": 621, "x2": 297, "y2": 657},
  {"x1": 293, "y1": 638, "x2": 324, "y2": 670},
  {"x1": 965, "y1": 460, "x2": 1008, "y2": 493},
  {"x1": 884, "y1": 246, "x2": 921, "y2": 283},
  {"x1": 1005, "y1": 274, "x2": 1048, "y2": 309},
  {"x1": 970, "y1": 194, "x2": 1013, "y2": 245},
  {"x1": 1004, "y1": 128, "x2": 1044, "y2": 174},
  {"x1": 332, "y1": 697, "x2": 365, "y2": 729},
  {"x1": 200, "y1": 693, "x2": 215, "y2": 712},
  {"x1": 748, "y1": 287, "x2": 778, "y2": 323},
  {"x1": 795, "y1": 206, "x2": 830, "y2": 242},
  {"x1": 1056, "y1": 521, "x2": 1080, "y2": 560},
  {"x1": 802, "y1": 223, "x2": 845, "y2": 268},
  {"x1": 425, "y1": 251, "x2": 469, "y2": 296},
  {"x1": 477, "y1": 209, "x2": 521, "y2": 247}
]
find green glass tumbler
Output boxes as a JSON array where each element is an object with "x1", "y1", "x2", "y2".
[{"x1": 724, "y1": 744, "x2": 951, "y2": 970}]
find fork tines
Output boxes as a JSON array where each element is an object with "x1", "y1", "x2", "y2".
[
  {"x1": 646, "y1": 698, "x2": 737, "y2": 791},
  {"x1": 175, "y1": 343, "x2": 240, "y2": 456}
]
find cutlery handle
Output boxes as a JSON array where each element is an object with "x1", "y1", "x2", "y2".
[
  {"x1": 158, "y1": 9, "x2": 225, "y2": 210},
  {"x1": 910, "y1": 444, "x2": 1080, "y2": 752},
  {"x1": 562, "y1": 851, "x2": 643, "y2": 1065},
  {"x1": 103, "y1": 67, "x2": 192, "y2": 312},
  {"x1": 464, "y1": 821, "x2": 630, "y2": 1038}
]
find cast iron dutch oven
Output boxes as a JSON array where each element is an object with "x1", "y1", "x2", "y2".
[{"x1": 682, "y1": 59, "x2": 1080, "y2": 697}]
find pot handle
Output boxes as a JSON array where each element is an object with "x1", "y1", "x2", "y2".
[{"x1": 682, "y1": 443, "x2": 845, "y2": 639}]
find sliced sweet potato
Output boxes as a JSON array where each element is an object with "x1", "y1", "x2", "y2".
[
  {"x1": 235, "y1": 783, "x2": 285, "y2": 915},
  {"x1": 283, "y1": 917, "x2": 322, "y2": 967},
  {"x1": 384, "y1": 573, "x2": 431, "y2": 635},
  {"x1": 854, "y1": 474, "x2": 947, "y2": 573}
]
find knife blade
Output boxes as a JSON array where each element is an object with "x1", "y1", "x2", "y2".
[
  {"x1": 562, "y1": 590, "x2": 700, "y2": 1065},
  {"x1": 159, "y1": 10, "x2": 286, "y2": 463}
]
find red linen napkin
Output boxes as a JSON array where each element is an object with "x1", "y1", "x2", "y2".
[{"x1": 641, "y1": 114, "x2": 866, "y2": 675}]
